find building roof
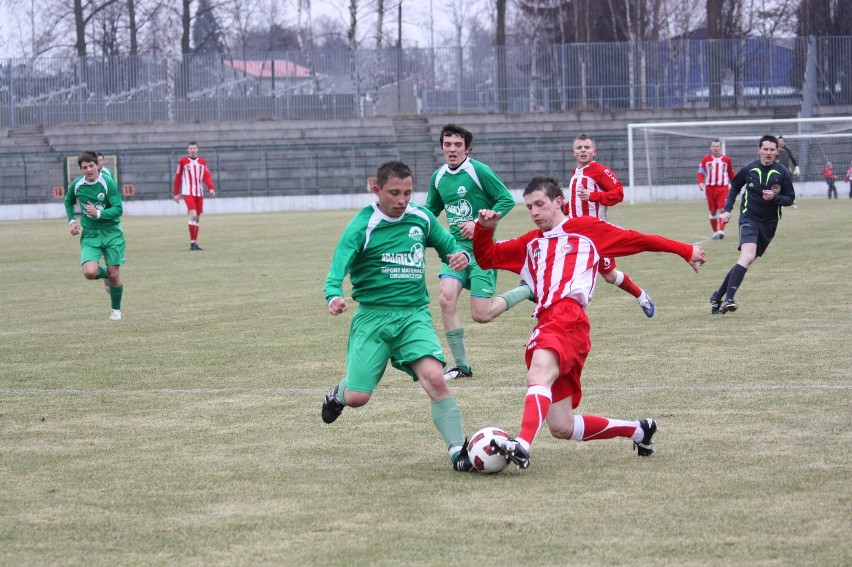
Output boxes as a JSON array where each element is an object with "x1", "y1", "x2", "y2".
[{"x1": 223, "y1": 59, "x2": 314, "y2": 78}]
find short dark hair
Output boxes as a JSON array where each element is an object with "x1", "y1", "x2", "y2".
[
  {"x1": 188, "y1": 141, "x2": 198, "y2": 147},
  {"x1": 78, "y1": 149, "x2": 98, "y2": 168},
  {"x1": 574, "y1": 133, "x2": 596, "y2": 147},
  {"x1": 759, "y1": 134, "x2": 778, "y2": 148},
  {"x1": 710, "y1": 138, "x2": 721, "y2": 144},
  {"x1": 440, "y1": 124, "x2": 473, "y2": 149},
  {"x1": 523, "y1": 175, "x2": 563, "y2": 200},
  {"x1": 97, "y1": 152, "x2": 105, "y2": 159},
  {"x1": 376, "y1": 160, "x2": 413, "y2": 187}
]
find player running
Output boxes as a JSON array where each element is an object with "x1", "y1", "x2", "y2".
[
  {"x1": 65, "y1": 149, "x2": 126, "y2": 320},
  {"x1": 564, "y1": 134, "x2": 655, "y2": 317}
]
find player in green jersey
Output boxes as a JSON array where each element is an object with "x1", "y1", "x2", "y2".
[
  {"x1": 322, "y1": 160, "x2": 476, "y2": 472},
  {"x1": 426, "y1": 124, "x2": 532, "y2": 381},
  {"x1": 97, "y1": 152, "x2": 115, "y2": 182},
  {"x1": 65, "y1": 149, "x2": 126, "y2": 321}
]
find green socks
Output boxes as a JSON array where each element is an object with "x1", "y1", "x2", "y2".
[
  {"x1": 109, "y1": 285, "x2": 123, "y2": 310},
  {"x1": 445, "y1": 329, "x2": 470, "y2": 373},
  {"x1": 499, "y1": 284, "x2": 534, "y2": 309},
  {"x1": 431, "y1": 397, "x2": 465, "y2": 462},
  {"x1": 335, "y1": 377, "x2": 348, "y2": 404},
  {"x1": 97, "y1": 266, "x2": 108, "y2": 279}
]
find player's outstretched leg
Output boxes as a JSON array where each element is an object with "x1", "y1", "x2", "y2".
[
  {"x1": 321, "y1": 384, "x2": 345, "y2": 424},
  {"x1": 637, "y1": 289, "x2": 655, "y2": 318},
  {"x1": 491, "y1": 437, "x2": 531, "y2": 469},
  {"x1": 633, "y1": 418, "x2": 657, "y2": 456}
]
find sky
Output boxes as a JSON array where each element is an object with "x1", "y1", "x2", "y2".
[{"x1": 0, "y1": 0, "x2": 480, "y2": 59}]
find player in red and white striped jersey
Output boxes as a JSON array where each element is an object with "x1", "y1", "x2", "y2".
[
  {"x1": 472, "y1": 176, "x2": 705, "y2": 468},
  {"x1": 173, "y1": 141, "x2": 216, "y2": 250},
  {"x1": 566, "y1": 134, "x2": 655, "y2": 317},
  {"x1": 697, "y1": 139, "x2": 735, "y2": 239}
]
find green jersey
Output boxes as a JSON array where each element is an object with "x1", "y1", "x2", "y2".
[
  {"x1": 324, "y1": 203, "x2": 466, "y2": 308},
  {"x1": 425, "y1": 157, "x2": 515, "y2": 251},
  {"x1": 64, "y1": 173, "x2": 123, "y2": 230}
]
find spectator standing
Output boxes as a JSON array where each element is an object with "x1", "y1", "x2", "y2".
[
  {"x1": 846, "y1": 161, "x2": 852, "y2": 199},
  {"x1": 822, "y1": 162, "x2": 837, "y2": 199}
]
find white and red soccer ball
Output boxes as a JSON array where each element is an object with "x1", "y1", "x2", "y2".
[{"x1": 468, "y1": 427, "x2": 511, "y2": 474}]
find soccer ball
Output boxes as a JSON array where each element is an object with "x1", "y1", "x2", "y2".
[{"x1": 467, "y1": 427, "x2": 511, "y2": 474}]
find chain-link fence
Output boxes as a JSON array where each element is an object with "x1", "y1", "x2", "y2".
[{"x1": 1, "y1": 36, "x2": 849, "y2": 127}]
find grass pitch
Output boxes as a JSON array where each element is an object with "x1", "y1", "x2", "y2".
[{"x1": 1, "y1": 199, "x2": 850, "y2": 566}]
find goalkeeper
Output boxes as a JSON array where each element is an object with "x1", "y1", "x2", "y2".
[{"x1": 776, "y1": 136, "x2": 800, "y2": 177}]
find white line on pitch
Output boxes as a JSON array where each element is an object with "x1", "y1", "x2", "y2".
[{"x1": 1, "y1": 383, "x2": 849, "y2": 396}]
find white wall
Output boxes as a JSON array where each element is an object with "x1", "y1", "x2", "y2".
[{"x1": 0, "y1": 182, "x2": 834, "y2": 222}]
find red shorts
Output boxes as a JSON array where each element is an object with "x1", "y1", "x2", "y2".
[
  {"x1": 525, "y1": 300, "x2": 591, "y2": 408},
  {"x1": 182, "y1": 195, "x2": 204, "y2": 214},
  {"x1": 705, "y1": 185, "x2": 727, "y2": 213},
  {"x1": 599, "y1": 256, "x2": 617, "y2": 275}
]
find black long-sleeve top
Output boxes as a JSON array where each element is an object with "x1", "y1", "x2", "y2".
[{"x1": 725, "y1": 159, "x2": 796, "y2": 222}]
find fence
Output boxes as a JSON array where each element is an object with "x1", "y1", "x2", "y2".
[
  {"x1": 0, "y1": 36, "x2": 849, "y2": 126},
  {"x1": 0, "y1": 134, "x2": 628, "y2": 205}
]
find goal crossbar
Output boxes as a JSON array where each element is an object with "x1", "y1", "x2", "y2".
[{"x1": 627, "y1": 116, "x2": 852, "y2": 203}]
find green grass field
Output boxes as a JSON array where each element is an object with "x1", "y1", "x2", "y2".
[{"x1": 1, "y1": 199, "x2": 850, "y2": 566}]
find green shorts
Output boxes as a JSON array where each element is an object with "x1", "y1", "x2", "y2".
[
  {"x1": 344, "y1": 305, "x2": 447, "y2": 393},
  {"x1": 80, "y1": 226, "x2": 126, "y2": 266},
  {"x1": 438, "y1": 258, "x2": 497, "y2": 298}
]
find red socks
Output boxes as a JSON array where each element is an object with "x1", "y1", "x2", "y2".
[
  {"x1": 572, "y1": 415, "x2": 638, "y2": 441},
  {"x1": 613, "y1": 270, "x2": 642, "y2": 298},
  {"x1": 188, "y1": 220, "x2": 199, "y2": 241},
  {"x1": 517, "y1": 385, "x2": 552, "y2": 447}
]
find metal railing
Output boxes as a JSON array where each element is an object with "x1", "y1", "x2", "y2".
[
  {"x1": 0, "y1": 134, "x2": 628, "y2": 205},
  {"x1": 0, "y1": 36, "x2": 849, "y2": 126}
]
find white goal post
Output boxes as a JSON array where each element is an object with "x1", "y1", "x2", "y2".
[{"x1": 627, "y1": 116, "x2": 852, "y2": 203}]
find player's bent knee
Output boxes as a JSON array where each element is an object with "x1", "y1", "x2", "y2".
[
  {"x1": 547, "y1": 422, "x2": 574, "y2": 440},
  {"x1": 471, "y1": 310, "x2": 495, "y2": 324},
  {"x1": 344, "y1": 391, "x2": 371, "y2": 408}
]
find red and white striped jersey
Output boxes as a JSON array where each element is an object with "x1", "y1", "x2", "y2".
[
  {"x1": 564, "y1": 161, "x2": 624, "y2": 220},
  {"x1": 697, "y1": 154, "x2": 734, "y2": 187},
  {"x1": 174, "y1": 156, "x2": 214, "y2": 197},
  {"x1": 473, "y1": 216, "x2": 692, "y2": 318}
]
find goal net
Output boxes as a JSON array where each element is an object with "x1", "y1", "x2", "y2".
[{"x1": 627, "y1": 116, "x2": 852, "y2": 202}]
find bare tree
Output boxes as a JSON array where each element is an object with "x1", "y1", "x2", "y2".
[
  {"x1": 6, "y1": 0, "x2": 68, "y2": 57},
  {"x1": 73, "y1": 0, "x2": 125, "y2": 56},
  {"x1": 127, "y1": 0, "x2": 138, "y2": 55},
  {"x1": 496, "y1": 0, "x2": 508, "y2": 111},
  {"x1": 95, "y1": 0, "x2": 126, "y2": 55},
  {"x1": 222, "y1": 0, "x2": 260, "y2": 54}
]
